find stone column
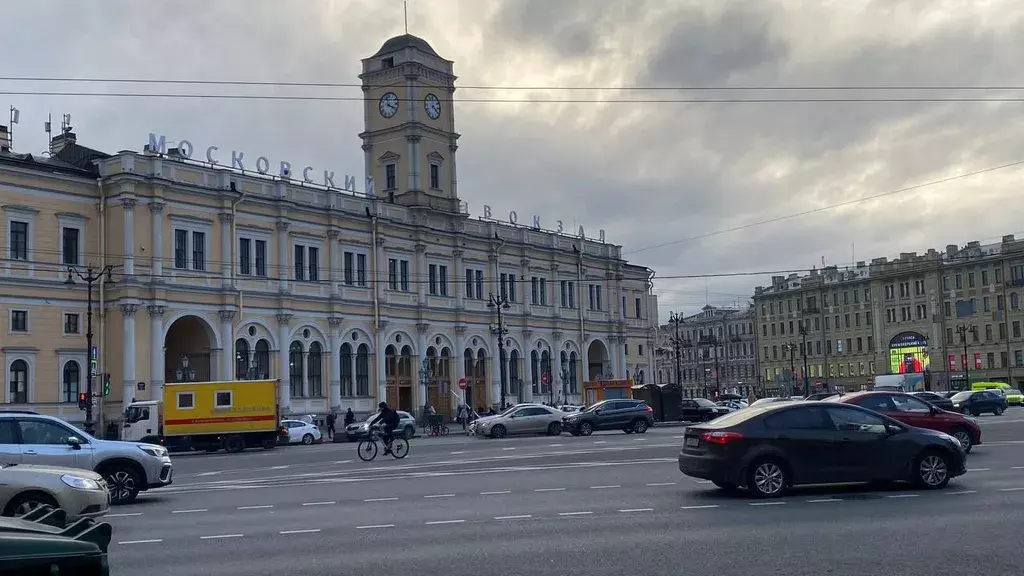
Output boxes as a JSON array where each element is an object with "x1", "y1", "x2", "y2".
[
  {"x1": 328, "y1": 316, "x2": 343, "y2": 409},
  {"x1": 148, "y1": 305, "x2": 166, "y2": 401},
  {"x1": 454, "y1": 325, "x2": 466, "y2": 405},
  {"x1": 416, "y1": 243, "x2": 427, "y2": 305},
  {"x1": 417, "y1": 322, "x2": 429, "y2": 410},
  {"x1": 522, "y1": 328, "x2": 534, "y2": 403},
  {"x1": 618, "y1": 336, "x2": 628, "y2": 379},
  {"x1": 327, "y1": 230, "x2": 340, "y2": 297},
  {"x1": 550, "y1": 263, "x2": 561, "y2": 319},
  {"x1": 520, "y1": 257, "x2": 532, "y2": 315},
  {"x1": 219, "y1": 213, "x2": 233, "y2": 288},
  {"x1": 276, "y1": 221, "x2": 290, "y2": 293},
  {"x1": 149, "y1": 202, "x2": 164, "y2": 282},
  {"x1": 376, "y1": 320, "x2": 388, "y2": 403},
  {"x1": 277, "y1": 313, "x2": 292, "y2": 412},
  {"x1": 121, "y1": 304, "x2": 138, "y2": 406},
  {"x1": 219, "y1": 310, "x2": 235, "y2": 380},
  {"x1": 552, "y1": 330, "x2": 564, "y2": 403},
  {"x1": 453, "y1": 249, "x2": 464, "y2": 310},
  {"x1": 122, "y1": 199, "x2": 136, "y2": 277}
]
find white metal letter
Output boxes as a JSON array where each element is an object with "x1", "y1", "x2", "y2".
[
  {"x1": 147, "y1": 133, "x2": 167, "y2": 154},
  {"x1": 178, "y1": 140, "x2": 194, "y2": 158},
  {"x1": 344, "y1": 174, "x2": 356, "y2": 191},
  {"x1": 508, "y1": 211, "x2": 518, "y2": 225},
  {"x1": 256, "y1": 156, "x2": 270, "y2": 174},
  {"x1": 280, "y1": 161, "x2": 292, "y2": 179},
  {"x1": 556, "y1": 220, "x2": 564, "y2": 233},
  {"x1": 533, "y1": 215, "x2": 541, "y2": 229},
  {"x1": 323, "y1": 171, "x2": 336, "y2": 188},
  {"x1": 302, "y1": 166, "x2": 314, "y2": 182},
  {"x1": 483, "y1": 205, "x2": 492, "y2": 219},
  {"x1": 232, "y1": 150, "x2": 245, "y2": 170},
  {"x1": 206, "y1": 146, "x2": 219, "y2": 165}
]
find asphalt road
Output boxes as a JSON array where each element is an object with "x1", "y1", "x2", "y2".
[{"x1": 105, "y1": 415, "x2": 1024, "y2": 576}]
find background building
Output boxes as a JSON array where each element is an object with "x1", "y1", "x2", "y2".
[
  {"x1": 656, "y1": 305, "x2": 756, "y2": 397},
  {"x1": 0, "y1": 34, "x2": 658, "y2": 430},
  {"x1": 754, "y1": 237, "x2": 1024, "y2": 393}
]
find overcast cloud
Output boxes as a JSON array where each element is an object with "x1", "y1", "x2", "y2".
[{"x1": 4, "y1": 0, "x2": 1024, "y2": 320}]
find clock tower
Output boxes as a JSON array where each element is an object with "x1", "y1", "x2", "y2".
[{"x1": 360, "y1": 34, "x2": 461, "y2": 212}]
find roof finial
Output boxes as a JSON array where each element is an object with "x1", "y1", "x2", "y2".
[{"x1": 404, "y1": 1, "x2": 409, "y2": 34}]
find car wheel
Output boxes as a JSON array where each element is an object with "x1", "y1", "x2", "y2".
[
  {"x1": 301, "y1": 433, "x2": 314, "y2": 445},
  {"x1": 491, "y1": 424, "x2": 507, "y2": 438},
  {"x1": 950, "y1": 428, "x2": 973, "y2": 453},
  {"x1": 632, "y1": 419, "x2": 649, "y2": 434},
  {"x1": 403, "y1": 425, "x2": 415, "y2": 440},
  {"x1": 3, "y1": 492, "x2": 58, "y2": 518},
  {"x1": 578, "y1": 422, "x2": 594, "y2": 436},
  {"x1": 994, "y1": 406, "x2": 1004, "y2": 416},
  {"x1": 224, "y1": 435, "x2": 245, "y2": 453},
  {"x1": 747, "y1": 458, "x2": 789, "y2": 498},
  {"x1": 914, "y1": 450, "x2": 951, "y2": 489},
  {"x1": 547, "y1": 422, "x2": 562, "y2": 436},
  {"x1": 102, "y1": 465, "x2": 141, "y2": 505},
  {"x1": 971, "y1": 409, "x2": 981, "y2": 417}
]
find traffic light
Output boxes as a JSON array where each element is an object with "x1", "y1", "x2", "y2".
[
  {"x1": 103, "y1": 373, "x2": 111, "y2": 396},
  {"x1": 78, "y1": 392, "x2": 88, "y2": 410}
]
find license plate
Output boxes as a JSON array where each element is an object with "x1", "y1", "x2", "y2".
[{"x1": 685, "y1": 436, "x2": 699, "y2": 448}]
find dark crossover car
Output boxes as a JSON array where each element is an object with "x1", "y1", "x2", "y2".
[
  {"x1": 678, "y1": 402, "x2": 967, "y2": 497},
  {"x1": 679, "y1": 398, "x2": 731, "y2": 422},
  {"x1": 949, "y1": 390, "x2": 1007, "y2": 416},
  {"x1": 561, "y1": 400, "x2": 655, "y2": 436},
  {"x1": 910, "y1": 391, "x2": 955, "y2": 412},
  {"x1": 834, "y1": 391, "x2": 982, "y2": 452}
]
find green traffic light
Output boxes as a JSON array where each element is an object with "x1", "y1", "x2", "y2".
[{"x1": 103, "y1": 373, "x2": 111, "y2": 396}]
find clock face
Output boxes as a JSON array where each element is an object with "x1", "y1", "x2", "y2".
[
  {"x1": 424, "y1": 93, "x2": 441, "y2": 120},
  {"x1": 379, "y1": 92, "x2": 399, "y2": 118}
]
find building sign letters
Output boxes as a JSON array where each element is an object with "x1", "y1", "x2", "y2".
[{"x1": 481, "y1": 204, "x2": 606, "y2": 243}]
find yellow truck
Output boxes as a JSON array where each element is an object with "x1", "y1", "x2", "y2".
[{"x1": 121, "y1": 379, "x2": 287, "y2": 453}]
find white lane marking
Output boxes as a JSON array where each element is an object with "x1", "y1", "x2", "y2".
[
  {"x1": 106, "y1": 512, "x2": 143, "y2": 517},
  {"x1": 749, "y1": 501, "x2": 786, "y2": 506},
  {"x1": 886, "y1": 494, "x2": 920, "y2": 499},
  {"x1": 619, "y1": 508, "x2": 654, "y2": 513},
  {"x1": 495, "y1": 514, "x2": 532, "y2": 520},
  {"x1": 171, "y1": 509, "x2": 207, "y2": 514},
  {"x1": 535, "y1": 488, "x2": 566, "y2": 492},
  {"x1": 424, "y1": 494, "x2": 455, "y2": 499},
  {"x1": 118, "y1": 539, "x2": 163, "y2": 545},
  {"x1": 1011, "y1": 466, "x2": 1024, "y2": 470},
  {"x1": 200, "y1": 534, "x2": 243, "y2": 540},
  {"x1": 481, "y1": 490, "x2": 511, "y2": 495},
  {"x1": 364, "y1": 497, "x2": 399, "y2": 502},
  {"x1": 196, "y1": 471, "x2": 222, "y2": 476},
  {"x1": 335, "y1": 460, "x2": 352, "y2": 465},
  {"x1": 999, "y1": 487, "x2": 1024, "y2": 492},
  {"x1": 673, "y1": 435, "x2": 686, "y2": 439},
  {"x1": 593, "y1": 441, "x2": 608, "y2": 444},
  {"x1": 357, "y1": 524, "x2": 395, "y2": 529},
  {"x1": 558, "y1": 511, "x2": 594, "y2": 516},
  {"x1": 947, "y1": 490, "x2": 977, "y2": 495},
  {"x1": 280, "y1": 529, "x2": 321, "y2": 535},
  {"x1": 502, "y1": 447, "x2": 516, "y2": 451},
  {"x1": 425, "y1": 519, "x2": 465, "y2": 525},
  {"x1": 450, "y1": 451, "x2": 466, "y2": 455},
  {"x1": 549, "y1": 443, "x2": 563, "y2": 447},
  {"x1": 302, "y1": 501, "x2": 336, "y2": 506},
  {"x1": 807, "y1": 498, "x2": 842, "y2": 503},
  {"x1": 646, "y1": 482, "x2": 677, "y2": 487},
  {"x1": 968, "y1": 468, "x2": 991, "y2": 472},
  {"x1": 270, "y1": 465, "x2": 289, "y2": 470},
  {"x1": 681, "y1": 505, "x2": 720, "y2": 510},
  {"x1": 237, "y1": 505, "x2": 274, "y2": 510},
  {"x1": 590, "y1": 485, "x2": 621, "y2": 489}
]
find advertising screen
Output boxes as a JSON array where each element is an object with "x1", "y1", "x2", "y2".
[{"x1": 889, "y1": 332, "x2": 931, "y2": 374}]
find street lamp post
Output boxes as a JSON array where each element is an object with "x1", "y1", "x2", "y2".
[
  {"x1": 956, "y1": 323, "x2": 977, "y2": 389},
  {"x1": 668, "y1": 311, "x2": 683, "y2": 387},
  {"x1": 488, "y1": 292, "x2": 511, "y2": 409},
  {"x1": 782, "y1": 343, "x2": 797, "y2": 396},
  {"x1": 799, "y1": 323, "x2": 810, "y2": 396},
  {"x1": 64, "y1": 265, "x2": 116, "y2": 436},
  {"x1": 419, "y1": 358, "x2": 431, "y2": 421}
]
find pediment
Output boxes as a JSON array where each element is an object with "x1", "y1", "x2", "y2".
[
  {"x1": 378, "y1": 151, "x2": 401, "y2": 163},
  {"x1": 426, "y1": 151, "x2": 445, "y2": 163}
]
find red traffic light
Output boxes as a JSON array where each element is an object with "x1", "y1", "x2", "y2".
[
  {"x1": 78, "y1": 392, "x2": 87, "y2": 401},
  {"x1": 78, "y1": 392, "x2": 88, "y2": 410}
]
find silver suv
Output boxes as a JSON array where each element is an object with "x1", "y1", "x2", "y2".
[{"x1": 0, "y1": 411, "x2": 172, "y2": 505}]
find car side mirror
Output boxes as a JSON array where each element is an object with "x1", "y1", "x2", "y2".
[
  {"x1": 66, "y1": 436, "x2": 82, "y2": 449},
  {"x1": 884, "y1": 423, "x2": 903, "y2": 435}
]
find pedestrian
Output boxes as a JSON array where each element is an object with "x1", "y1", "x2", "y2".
[
  {"x1": 326, "y1": 410, "x2": 336, "y2": 439},
  {"x1": 457, "y1": 404, "x2": 468, "y2": 430},
  {"x1": 344, "y1": 407, "x2": 355, "y2": 426}
]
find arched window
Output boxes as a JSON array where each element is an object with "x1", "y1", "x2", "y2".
[
  {"x1": 569, "y1": 351, "x2": 579, "y2": 394},
  {"x1": 289, "y1": 341, "x2": 304, "y2": 397},
  {"x1": 540, "y1": 350, "x2": 551, "y2": 392},
  {"x1": 464, "y1": 349, "x2": 474, "y2": 382},
  {"x1": 254, "y1": 340, "x2": 270, "y2": 379},
  {"x1": 439, "y1": 347, "x2": 451, "y2": 379},
  {"x1": 9, "y1": 360, "x2": 28, "y2": 403},
  {"x1": 62, "y1": 361, "x2": 80, "y2": 404},
  {"x1": 355, "y1": 344, "x2": 370, "y2": 396},
  {"x1": 385, "y1": 345, "x2": 398, "y2": 379},
  {"x1": 400, "y1": 345, "x2": 413, "y2": 380},
  {"x1": 340, "y1": 343, "x2": 353, "y2": 397},
  {"x1": 476, "y1": 348, "x2": 487, "y2": 380},
  {"x1": 235, "y1": 339, "x2": 250, "y2": 380},
  {"x1": 530, "y1": 351, "x2": 540, "y2": 394},
  {"x1": 509, "y1": 350, "x2": 520, "y2": 395},
  {"x1": 307, "y1": 342, "x2": 323, "y2": 397}
]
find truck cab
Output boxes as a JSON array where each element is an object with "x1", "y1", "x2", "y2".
[{"x1": 122, "y1": 401, "x2": 161, "y2": 444}]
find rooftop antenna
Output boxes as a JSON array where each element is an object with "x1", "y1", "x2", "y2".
[
  {"x1": 404, "y1": 0, "x2": 409, "y2": 34},
  {"x1": 7, "y1": 106, "x2": 18, "y2": 149},
  {"x1": 43, "y1": 112, "x2": 52, "y2": 156}
]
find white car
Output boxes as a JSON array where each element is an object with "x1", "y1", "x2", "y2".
[{"x1": 281, "y1": 420, "x2": 322, "y2": 445}]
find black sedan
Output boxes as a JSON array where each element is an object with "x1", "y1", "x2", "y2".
[
  {"x1": 679, "y1": 398, "x2": 731, "y2": 422},
  {"x1": 950, "y1": 390, "x2": 1007, "y2": 416},
  {"x1": 678, "y1": 402, "x2": 967, "y2": 497},
  {"x1": 911, "y1": 391, "x2": 955, "y2": 412}
]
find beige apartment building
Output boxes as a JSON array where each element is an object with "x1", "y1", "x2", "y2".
[
  {"x1": 0, "y1": 33, "x2": 658, "y2": 429},
  {"x1": 754, "y1": 237, "x2": 1024, "y2": 393},
  {"x1": 655, "y1": 305, "x2": 757, "y2": 396}
]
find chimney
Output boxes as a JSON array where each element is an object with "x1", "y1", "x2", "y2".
[
  {"x1": 49, "y1": 131, "x2": 77, "y2": 154},
  {"x1": 0, "y1": 125, "x2": 9, "y2": 152},
  {"x1": 946, "y1": 244, "x2": 958, "y2": 258}
]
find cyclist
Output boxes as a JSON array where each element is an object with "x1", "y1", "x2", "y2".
[{"x1": 369, "y1": 401, "x2": 401, "y2": 454}]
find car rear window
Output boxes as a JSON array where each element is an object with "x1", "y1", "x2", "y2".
[
  {"x1": 698, "y1": 406, "x2": 771, "y2": 428},
  {"x1": 950, "y1": 391, "x2": 973, "y2": 402}
]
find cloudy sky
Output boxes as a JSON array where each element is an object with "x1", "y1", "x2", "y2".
[{"x1": 4, "y1": 0, "x2": 1024, "y2": 322}]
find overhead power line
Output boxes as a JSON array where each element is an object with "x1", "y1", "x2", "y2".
[{"x1": 624, "y1": 159, "x2": 1024, "y2": 256}]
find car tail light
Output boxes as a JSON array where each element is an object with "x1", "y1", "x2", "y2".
[
  {"x1": 644, "y1": 405, "x2": 653, "y2": 414},
  {"x1": 700, "y1": 431, "x2": 744, "y2": 445}
]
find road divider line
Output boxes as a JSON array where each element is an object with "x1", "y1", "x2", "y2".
[
  {"x1": 502, "y1": 447, "x2": 516, "y2": 451},
  {"x1": 807, "y1": 499, "x2": 842, "y2": 503},
  {"x1": 646, "y1": 482, "x2": 677, "y2": 487},
  {"x1": 886, "y1": 494, "x2": 920, "y2": 499},
  {"x1": 681, "y1": 505, "x2": 720, "y2": 510},
  {"x1": 549, "y1": 443, "x2": 563, "y2": 447},
  {"x1": 947, "y1": 490, "x2": 977, "y2": 495},
  {"x1": 365, "y1": 497, "x2": 399, "y2": 502},
  {"x1": 424, "y1": 494, "x2": 455, "y2": 499},
  {"x1": 270, "y1": 465, "x2": 289, "y2": 470},
  {"x1": 357, "y1": 524, "x2": 395, "y2": 529},
  {"x1": 200, "y1": 534, "x2": 243, "y2": 540},
  {"x1": 118, "y1": 539, "x2": 162, "y2": 545},
  {"x1": 495, "y1": 515, "x2": 532, "y2": 520},
  {"x1": 237, "y1": 505, "x2": 274, "y2": 510},
  {"x1": 280, "y1": 529, "x2": 321, "y2": 535},
  {"x1": 749, "y1": 502, "x2": 786, "y2": 506},
  {"x1": 559, "y1": 511, "x2": 594, "y2": 516},
  {"x1": 171, "y1": 509, "x2": 207, "y2": 514},
  {"x1": 302, "y1": 501, "x2": 336, "y2": 506},
  {"x1": 1011, "y1": 466, "x2": 1024, "y2": 470},
  {"x1": 968, "y1": 468, "x2": 991, "y2": 472},
  {"x1": 335, "y1": 460, "x2": 352, "y2": 465},
  {"x1": 426, "y1": 519, "x2": 466, "y2": 525},
  {"x1": 450, "y1": 451, "x2": 465, "y2": 455},
  {"x1": 619, "y1": 508, "x2": 654, "y2": 513},
  {"x1": 590, "y1": 485, "x2": 621, "y2": 489},
  {"x1": 106, "y1": 512, "x2": 143, "y2": 517},
  {"x1": 535, "y1": 488, "x2": 566, "y2": 492},
  {"x1": 999, "y1": 487, "x2": 1024, "y2": 492},
  {"x1": 481, "y1": 490, "x2": 511, "y2": 495},
  {"x1": 593, "y1": 441, "x2": 607, "y2": 444}
]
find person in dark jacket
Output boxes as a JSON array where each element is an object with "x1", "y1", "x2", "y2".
[{"x1": 369, "y1": 402, "x2": 401, "y2": 454}]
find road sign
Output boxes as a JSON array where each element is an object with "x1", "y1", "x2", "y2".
[{"x1": 458, "y1": 377, "x2": 467, "y2": 391}]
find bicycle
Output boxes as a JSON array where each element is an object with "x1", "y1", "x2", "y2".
[{"x1": 357, "y1": 427, "x2": 410, "y2": 461}]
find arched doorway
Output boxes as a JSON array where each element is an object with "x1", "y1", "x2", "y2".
[
  {"x1": 385, "y1": 345, "x2": 414, "y2": 411},
  {"x1": 165, "y1": 315, "x2": 215, "y2": 383},
  {"x1": 587, "y1": 340, "x2": 611, "y2": 381},
  {"x1": 464, "y1": 348, "x2": 488, "y2": 411},
  {"x1": 426, "y1": 347, "x2": 453, "y2": 419}
]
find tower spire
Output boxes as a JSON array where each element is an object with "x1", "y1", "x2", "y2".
[{"x1": 404, "y1": 1, "x2": 409, "y2": 34}]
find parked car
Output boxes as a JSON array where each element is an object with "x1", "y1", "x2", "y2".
[
  {"x1": 749, "y1": 397, "x2": 801, "y2": 408},
  {"x1": 469, "y1": 404, "x2": 565, "y2": 438},
  {"x1": 1005, "y1": 389, "x2": 1023, "y2": 406},
  {"x1": 949, "y1": 390, "x2": 1008, "y2": 416},
  {"x1": 678, "y1": 402, "x2": 967, "y2": 497},
  {"x1": 805, "y1": 392, "x2": 840, "y2": 401},
  {"x1": 0, "y1": 411, "x2": 172, "y2": 505},
  {"x1": 562, "y1": 400, "x2": 655, "y2": 436},
  {"x1": 280, "y1": 420, "x2": 322, "y2": 445},
  {"x1": 341, "y1": 411, "x2": 417, "y2": 442},
  {"x1": 911, "y1": 391, "x2": 955, "y2": 412},
  {"x1": 679, "y1": 398, "x2": 731, "y2": 422},
  {"x1": 0, "y1": 463, "x2": 109, "y2": 521},
  {"x1": 831, "y1": 391, "x2": 982, "y2": 453},
  {"x1": 717, "y1": 400, "x2": 748, "y2": 412}
]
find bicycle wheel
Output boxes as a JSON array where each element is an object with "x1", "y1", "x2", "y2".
[
  {"x1": 357, "y1": 439, "x2": 378, "y2": 461},
  {"x1": 390, "y1": 438, "x2": 410, "y2": 459}
]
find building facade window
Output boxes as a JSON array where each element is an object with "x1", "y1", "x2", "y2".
[
  {"x1": 429, "y1": 163, "x2": 440, "y2": 189},
  {"x1": 10, "y1": 310, "x2": 28, "y2": 333},
  {"x1": 61, "y1": 227, "x2": 80, "y2": 266},
  {"x1": 289, "y1": 341, "x2": 304, "y2": 397},
  {"x1": 343, "y1": 251, "x2": 369, "y2": 287},
  {"x1": 307, "y1": 342, "x2": 323, "y2": 397},
  {"x1": 9, "y1": 359, "x2": 29, "y2": 403},
  {"x1": 385, "y1": 163, "x2": 397, "y2": 189},
  {"x1": 8, "y1": 220, "x2": 28, "y2": 261},
  {"x1": 172, "y1": 223, "x2": 209, "y2": 271},
  {"x1": 340, "y1": 344, "x2": 354, "y2": 397},
  {"x1": 356, "y1": 344, "x2": 371, "y2": 396},
  {"x1": 62, "y1": 361, "x2": 80, "y2": 403},
  {"x1": 293, "y1": 244, "x2": 320, "y2": 282},
  {"x1": 63, "y1": 313, "x2": 80, "y2": 335}
]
